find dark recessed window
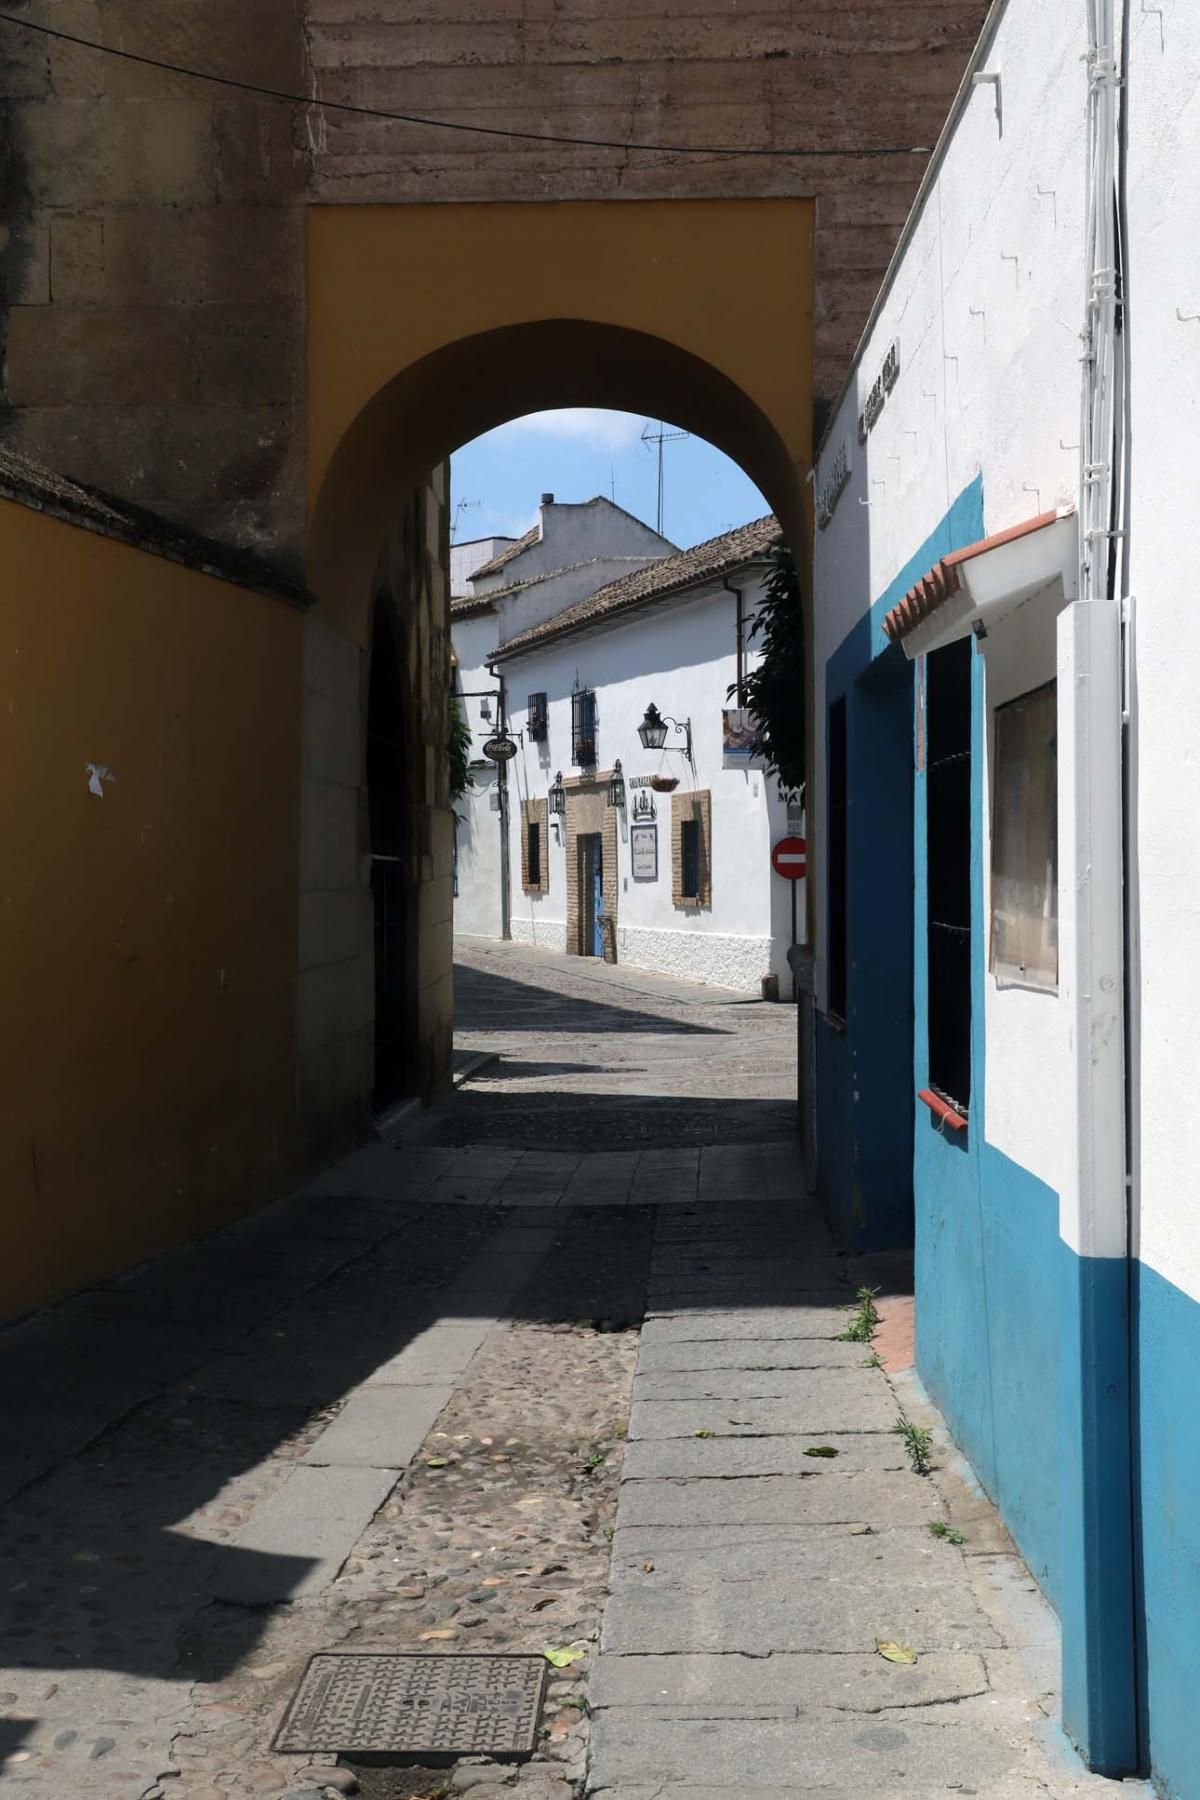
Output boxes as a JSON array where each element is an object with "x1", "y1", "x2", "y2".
[
  {"x1": 680, "y1": 818, "x2": 701, "y2": 900},
  {"x1": 527, "y1": 821, "x2": 541, "y2": 889},
  {"x1": 827, "y1": 695, "x2": 848, "y2": 1020},
  {"x1": 926, "y1": 638, "x2": 973, "y2": 1114},
  {"x1": 528, "y1": 692, "x2": 548, "y2": 742},
  {"x1": 571, "y1": 689, "x2": 597, "y2": 765}
]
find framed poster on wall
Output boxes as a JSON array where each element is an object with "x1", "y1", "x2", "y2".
[{"x1": 630, "y1": 822, "x2": 658, "y2": 881}]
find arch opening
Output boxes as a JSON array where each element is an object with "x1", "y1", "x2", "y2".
[{"x1": 300, "y1": 301, "x2": 813, "y2": 1150}]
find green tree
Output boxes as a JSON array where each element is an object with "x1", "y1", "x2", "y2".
[
  {"x1": 731, "y1": 540, "x2": 805, "y2": 792},
  {"x1": 448, "y1": 692, "x2": 474, "y2": 806}
]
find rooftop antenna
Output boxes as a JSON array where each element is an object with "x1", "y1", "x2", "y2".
[
  {"x1": 640, "y1": 419, "x2": 689, "y2": 536},
  {"x1": 451, "y1": 497, "x2": 481, "y2": 542}
]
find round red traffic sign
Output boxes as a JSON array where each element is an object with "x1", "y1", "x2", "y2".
[{"x1": 771, "y1": 835, "x2": 807, "y2": 880}]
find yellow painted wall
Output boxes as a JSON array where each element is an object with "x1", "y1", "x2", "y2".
[
  {"x1": 0, "y1": 500, "x2": 304, "y2": 1319},
  {"x1": 305, "y1": 198, "x2": 814, "y2": 643}
]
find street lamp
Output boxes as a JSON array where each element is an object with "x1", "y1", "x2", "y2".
[
  {"x1": 607, "y1": 759, "x2": 626, "y2": 809},
  {"x1": 549, "y1": 771, "x2": 566, "y2": 817},
  {"x1": 637, "y1": 702, "x2": 693, "y2": 767}
]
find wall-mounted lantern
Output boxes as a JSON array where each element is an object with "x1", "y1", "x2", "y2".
[
  {"x1": 549, "y1": 771, "x2": 566, "y2": 817},
  {"x1": 607, "y1": 759, "x2": 626, "y2": 810},
  {"x1": 637, "y1": 702, "x2": 694, "y2": 767}
]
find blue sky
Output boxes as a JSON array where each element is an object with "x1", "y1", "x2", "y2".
[{"x1": 450, "y1": 408, "x2": 770, "y2": 553}]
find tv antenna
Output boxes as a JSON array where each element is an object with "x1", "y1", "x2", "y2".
[
  {"x1": 640, "y1": 419, "x2": 689, "y2": 536},
  {"x1": 451, "y1": 497, "x2": 481, "y2": 542}
]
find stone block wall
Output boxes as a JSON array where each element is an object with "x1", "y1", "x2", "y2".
[
  {"x1": 0, "y1": 0, "x2": 309, "y2": 559},
  {"x1": 297, "y1": 463, "x2": 453, "y2": 1157},
  {"x1": 303, "y1": 0, "x2": 990, "y2": 408},
  {"x1": 0, "y1": 1, "x2": 991, "y2": 564}
]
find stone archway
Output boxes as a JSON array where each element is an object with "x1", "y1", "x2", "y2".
[{"x1": 299, "y1": 196, "x2": 815, "y2": 1153}]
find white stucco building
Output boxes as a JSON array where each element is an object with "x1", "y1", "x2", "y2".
[
  {"x1": 807, "y1": 0, "x2": 1200, "y2": 1790},
  {"x1": 451, "y1": 493, "x2": 677, "y2": 943},
  {"x1": 486, "y1": 516, "x2": 800, "y2": 994}
]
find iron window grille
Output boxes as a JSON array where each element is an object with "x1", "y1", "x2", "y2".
[
  {"x1": 527, "y1": 692, "x2": 548, "y2": 742},
  {"x1": 571, "y1": 689, "x2": 597, "y2": 765},
  {"x1": 925, "y1": 637, "x2": 973, "y2": 1115}
]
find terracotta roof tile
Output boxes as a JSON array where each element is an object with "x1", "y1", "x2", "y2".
[
  {"x1": 882, "y1": 509, "x2": 1064, "y2": 644},
  {"x1": 490, "y1": 514, "x2": 780, "y2": 663},
  {"x1": 469, "y1": 522, "x2": 540, "y2": 580}
]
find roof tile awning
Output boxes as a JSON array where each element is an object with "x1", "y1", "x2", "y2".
[{"x1": 883, "y1": 505, "x2": 1077, "y2": 660}]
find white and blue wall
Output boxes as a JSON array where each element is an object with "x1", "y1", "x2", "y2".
[
  {"x1": 1125, "y1": 4, "x2": 1200, "y2": 1790},
  {"x1": 810, "y1": 0, "x2": 1200, "y2": 1787}
]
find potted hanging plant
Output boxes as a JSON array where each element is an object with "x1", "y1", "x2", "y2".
[{"x1": 650, "y1": 773, "x2": 679, "y2": 793}]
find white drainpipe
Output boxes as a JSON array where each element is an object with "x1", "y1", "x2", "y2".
[{"x1": 1059, "y1": 0, "x2": 1140, "y2": 1773}]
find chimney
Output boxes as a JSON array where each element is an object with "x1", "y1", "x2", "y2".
[{"x1": 540, "y1": 492, "x2": 555, "y2": 506}]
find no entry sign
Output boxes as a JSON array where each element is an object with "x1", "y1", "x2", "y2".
[{"x1": 771, "y1": 835, "x2": 807, "y2": 880}]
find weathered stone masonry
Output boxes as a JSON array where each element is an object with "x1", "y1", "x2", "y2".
[{"x1": 0, "y1": 1, "x2": 990, "y2": 561}]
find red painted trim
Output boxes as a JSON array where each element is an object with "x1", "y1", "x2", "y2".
[{"x1": 917, "y1": 1088, "x2": 969, "y2": 1130}]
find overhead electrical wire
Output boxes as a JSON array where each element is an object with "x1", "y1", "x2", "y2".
[{"x1": 0, "y1": 11, "x2": 931, "y2": 162}]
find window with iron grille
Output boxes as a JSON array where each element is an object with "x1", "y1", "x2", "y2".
[
  {"x1": 571, "y1": 689, "x2": 597, "y2": 764},
  {"x1": 926, "y1": 637, "x2": 973, "y2": 1114},
  {"x1": 827, "y1": 696, "x2": 848, "y2": 1020},
  {"x1": 680, "y1": 819, "x2": 701, "y2": 900},
  {"x1": 527, "y1": 820, "x2": 542, "y2": 889},
  {"x1": 528, "y1": 692, "x2": 548, "y2": 742}
]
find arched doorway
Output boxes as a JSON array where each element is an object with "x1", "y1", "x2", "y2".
[{"x1": 298, "y1": 197, "x2": 815, "y2": 1152}]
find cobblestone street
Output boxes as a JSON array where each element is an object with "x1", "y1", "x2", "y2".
[{"x1": 0, "y1": 948, "x2": 1137, "y2": 1799}]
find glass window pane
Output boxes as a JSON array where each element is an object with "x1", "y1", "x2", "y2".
[{"x1": 990, "y1": 680, "x2": 1057, "y2": 991}]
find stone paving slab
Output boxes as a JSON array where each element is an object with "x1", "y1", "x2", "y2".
[
  {"x1": 608, "y1": 1521, "x2": 958, "y2": 1582},
  {"x1": 644, "y1": 1272, "x2": 860, "y2": 1305},
  {"x1": 363, "y1": 1318, "x2": 493, "y2": 1384},
  {"x1": 300, "y1": 1383, "x2": 454, "y2": 1468},
  {"x1": 588, "y1": 1708, "x2": 1022, "y2": 1791},
  {"x1": 635, "y1": 1337, "x2": 865, "y2": 1372},
  {"x1": 629, "y1": 1382, "x2": 897, "y2": 1438},
  {"x1": 589, "y1": 1786, "x2": 1117, "y2": 1800},
  {"x1": 599, "y1": 1570, "x2": 1001, "y2": 1656},
  {"x1": 589, "y1": 1647, "x2": 990, "y2": 1715},
  {"x1": 640, "y1": 1305, "x2": 854, "y2": 1342},
  {"x1": 620, "y1": 1432, "x2": 906, "y2": 1480},
  {"x1": 613, "y1": 1469, "x2": 942, "y2": 1528},
  {"x1": 213, "y1": 1463, "x2": 399, "y2": 1603},
  {"x1": 632, "y1": 1365, "x2": 884, "y2": 1401}
]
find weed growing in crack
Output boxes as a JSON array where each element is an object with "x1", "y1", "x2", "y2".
[
  {"x1": 927, "y1": 1520, "x2": 966, "y2": 1545},
  {"x1": 839, "y1": 1286, "x2": 881, "y2": 1344},
  {"x1": 893, "y1": 1416, "x2": 934, "y2": 1475},
  {"x1": 864, "y1": 1352, "x2": 883, "y2": 1369}
]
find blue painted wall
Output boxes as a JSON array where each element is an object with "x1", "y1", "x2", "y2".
[
  {"x1": 904, "y1": 495, "x2": 1066, "y2": 1607},
  {"x1": 1133, "y1": 1261, "x2": 1200, "y2": 1796},
  {"x1": 817, "y1": 646, "x2": 914, "y2": 1251},
  {"x1": 817, "y1": 478, "x2": 985, "y2": 1254}
]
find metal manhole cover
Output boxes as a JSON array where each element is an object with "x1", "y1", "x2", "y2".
[{"x1": 274, "y1": 1653, "x2": 547, "y2": 1758}]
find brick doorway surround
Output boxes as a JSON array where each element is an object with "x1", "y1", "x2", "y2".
[{"x1": 564, "y1": 775, "x2": 619, "y2": 962}]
